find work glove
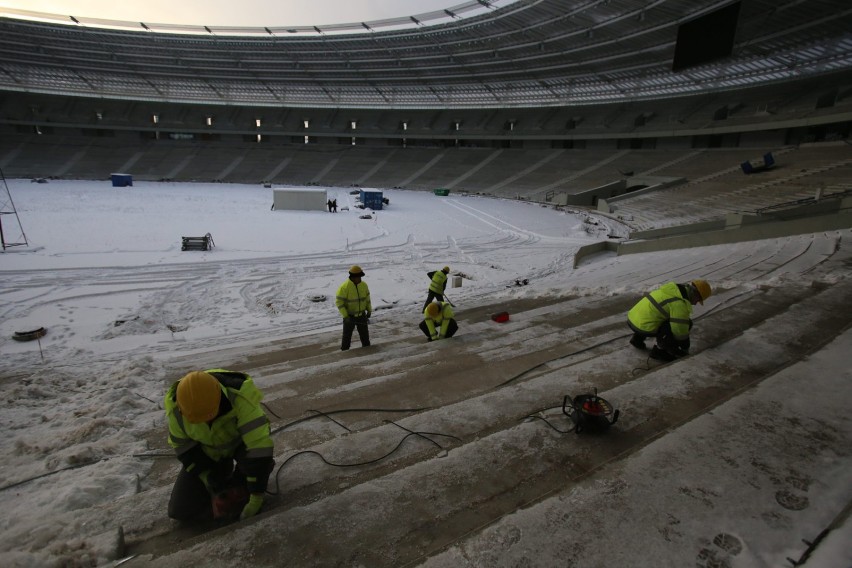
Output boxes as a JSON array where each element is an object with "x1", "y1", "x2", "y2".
[
  {"x1": 366, "y1": 311, "x2": 371, "y2": 319},
  {"x1": 345, "y1": 316, "x2": 354, "y2": 324},
  {"x1": 240, "y1": 493, "x2": 264, "y2": 520}
]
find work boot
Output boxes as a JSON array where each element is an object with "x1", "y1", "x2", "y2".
[
  {"x1": 649, "y1": 346, "x2": 675, "y2": 362},
  {"x1": 629, "y1": 334, "x2": 647, "y2": 350}
]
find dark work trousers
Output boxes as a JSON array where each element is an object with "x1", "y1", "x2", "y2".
[
  {"x1": 629, "y1": 321, "x2": 691, "y2": 355},
  {"x1": 422, "y1": 290, "x2": 445, "y2": 312},
  {"x1": 419, "y1": 318, "x2": 458, "y2": 340},
  {"x1": 341, "y1": 316, "x2": 370, "y2": 350},
  {"x1": 168, "y1": 459, "x2": 242, "y2": 521}
]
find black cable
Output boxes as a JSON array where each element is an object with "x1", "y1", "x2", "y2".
[
  {"x1": 632, "y1": 354, "x2": 654, "y2": 375},
  {"x1": 308, "y1": 409, "x2": 353, "y2": 432},
  {"x1": 133, "y1": 391, "x2": 158, "y2": 404},
  {"x1": 521, "y1": 414, "x2": 575, "y2": 434},
  {"x1": 494, "y1": 334, "x2": 627, "y2": 389},
  {"x1": 0, "y1": 457, "x2": 109, "y2": 493},
  {"x1": 261, "y1": 401, "x2": 281, "y2": 419},
  {"x1": 269, "y1": 406, "x2": 432, "y2": 436},
  {"x1": 133, "y1": 451, "x2": 172, "y2": 458},
  {"x1": 384, "y1": 419, "x2": 462, "y2": 446},
  {"x1": 267, "y1": 420, "x2": 460, "y2": 496}
]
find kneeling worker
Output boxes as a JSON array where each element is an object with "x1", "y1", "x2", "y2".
[
  {"x1": 627, "y1": 279, "x2": 711, "y2": 361},
  {"x1": 420, "y1": 301, "x2": 458, "y2": 341},
  {"x1": 165, "y1": 369, "x2": 274, "y2": 522}
]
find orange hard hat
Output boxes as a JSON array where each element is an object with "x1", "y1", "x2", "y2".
[
  {"x1": 691, "y1": 279, "x2": 712, "y2": 304},
  {"x1": 176, "y1": 371, "x2": 222, "y2": 423}
]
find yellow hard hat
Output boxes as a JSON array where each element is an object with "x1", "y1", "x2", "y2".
[
  {"x1": 426, "y1": 303, "x2": 440, "y2": 317},
  {"x1": 442, "y1": 266, "x2": 450, "y2": 273},
  {"x1": 176, "y1": 371, "x2": 222, "y2": 423},
  {"x1": 691, "y1": 279, "x2": 711, "y2": 304},
  {"x1": 349, "y1": 265, "x2": 365, "y2": 277}
]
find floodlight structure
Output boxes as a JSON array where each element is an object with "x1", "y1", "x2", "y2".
[{"x1": 0, "y1": 167, "x2": 28, "y2": 250}]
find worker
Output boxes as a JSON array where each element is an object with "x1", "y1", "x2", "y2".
[
  {"x1": 627, "y1": 279, "x2": 712, "y2": 361},
  {"x1": 423, "y1": 266, "x2": 450, "y2": 311},
  {"x1": 336, "y1": 264, "x2": 372, "y2": 350},
  {"x1": 420, "y1": 301, "x2": 458, "y2": 341},
  {"x1": 164, "y1": 369, "x2": 274, "y2": 522}
]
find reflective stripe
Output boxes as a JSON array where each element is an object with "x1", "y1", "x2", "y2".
[
  {"x1": 336, "y1": 280, "x2": 370, "y2": 317},
  {"x1": 174, "y1": 441, "x2": 199, "y2": 456},
  {"x1": 205, "y1": 438, "x2": 243, "y2": 453},
  {"x1": 238, "y1": 416, "x2": 269, "y2": 435},
  {"x1": 245, "y1": 446, "x2": 274, "y2": 458},
  {"x1": 670, "y1": 317, "x2": 691, "y2": 325},
  {"x1": 174, "y1": 409, "x2": 187, "y2": 433},
  {"x1": 645, "y1": 293, "x2": 683, "y2": 319}
]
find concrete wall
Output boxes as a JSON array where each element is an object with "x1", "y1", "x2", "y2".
[
  {"x1": 618, "y1": 198, "x2": 852, "y2": 255},
  {"x1": 572, "y1": 240, "x2": 620, "y2": 268},
  {"x1": 656, "y1": 137, "x2": 692, "y2": 150},
  {"x1": 629, "y1": 219, "x2": 726, "y2": 240},
  {"x1": 739, "y1": 129, "x2": 786, "y2": 148},
  {"x1": 597, "y1": 177, "x2": 686, "y2": 213},
  {"x1": 574, "y1": 197, "x2": 851, "y2": 266},
  {"x1": 564, "y1": 180, "x2": 626, "y2": 206}
]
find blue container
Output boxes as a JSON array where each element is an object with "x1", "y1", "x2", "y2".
[
  {"x1": 359, "y1": 189, "x2": 383, "y2": 210},
  {"x1": 111, "y1": 173, "x2": 133, "y2": 187}
]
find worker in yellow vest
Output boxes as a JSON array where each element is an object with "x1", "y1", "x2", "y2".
[
  {"x1": 335, "y1": 265, "x2": 372, "y2": 350},
  {"x1": 164, "y1": 369, "x2": 274, "y2": 521},
  {"x1": 627, "y1": 279, "x2": 711, "y2": 361},
  {"x1": 423, "y1": 266, "x2": 450, "y2": 311},
  {"x1": 420, "y1": 301, "x2": 458, "y2": 341}
]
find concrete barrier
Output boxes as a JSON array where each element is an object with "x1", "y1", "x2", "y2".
[
  {"x1": 618, "y1": 198, "x2": 851, "y2": 255},
  {"x1": 574, "y1": 196, "x2": 851, "y2": 265}
]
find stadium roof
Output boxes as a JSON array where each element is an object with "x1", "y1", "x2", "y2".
[{"x1": 1, "y1": 0, "x2": 851, "y2": 108}]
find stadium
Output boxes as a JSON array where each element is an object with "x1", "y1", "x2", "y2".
[{"x1": 0, "y1": 1, "x2": 851, "y2": 566}]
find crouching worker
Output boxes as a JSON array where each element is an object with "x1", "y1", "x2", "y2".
[
  {"x1": 627, "y1": 279, "x2": 711, "y2": 361},
  {"x1": 420, "y1": 301, "x2": 458, "y2": 342},
  {"x1": 165, "y1": 369, "x2": 274, "y2": 522}
]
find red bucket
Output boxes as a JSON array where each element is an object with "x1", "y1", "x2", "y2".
[{"x1": 491, "y1": 311, "x2": 510, "y2": 323}]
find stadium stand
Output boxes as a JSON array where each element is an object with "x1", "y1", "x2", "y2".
[{"x1": 1, "y1": 2, "x2": 852, "y2": 566}]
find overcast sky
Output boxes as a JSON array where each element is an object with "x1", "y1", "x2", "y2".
[{"x1": 0, "y1": 0, "x2": 490, "y2": 27}]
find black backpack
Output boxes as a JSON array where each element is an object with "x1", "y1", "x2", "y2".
[{"x1": 562, "y1": 388, "x2": 620, "y2": 434}]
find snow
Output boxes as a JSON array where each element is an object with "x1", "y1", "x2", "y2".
[{"x1": 0, "y1": 179, "x2": 849, "y2": 567}]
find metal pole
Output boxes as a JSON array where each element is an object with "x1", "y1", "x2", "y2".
[{"x1": 0, "y1": 166, "x2": 29, "y2": 249}]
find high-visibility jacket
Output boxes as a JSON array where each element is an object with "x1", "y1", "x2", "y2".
[
  {"x1": 428, "y1": 270, "x2": 448, "y2": 294},
  {"x1": 336, "y1": 278, "x2": 372, "y2": 318},
  {"x1": 423, "y1": 301, "x2": 455, "y2": 337},
  {"x1": 627, "y1": 282, "x2": 693, "y2": 340},
  {"x1": 165, "y1": 369, "x2": 274, "y2": 493}
]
